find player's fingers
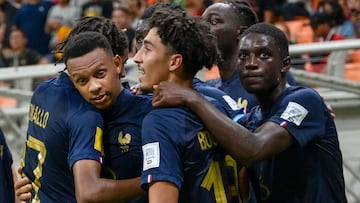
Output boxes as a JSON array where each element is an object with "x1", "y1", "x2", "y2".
[{"x1": 239, "y1": 166, "x2": 249, "y2": 202}]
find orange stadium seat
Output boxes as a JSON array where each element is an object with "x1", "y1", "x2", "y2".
[
  {"x1": 0, "y1": 97, "x2": 17, "y2": 107},
  {"x1": 344, "y1": 49, "x2": 360, "y2": 82}
]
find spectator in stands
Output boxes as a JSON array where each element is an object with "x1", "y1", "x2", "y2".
[
  {"x1": 0, "y1": 0, "x2": 18, "y2": 47},
  {"x1": 122, "y1": 0, "x2": 146, "y2": 30},
  {"x1": 307, "y1": 11, "x2": 347, "y2": 75},
  {"x1": 280, "y1": 0, "x2": 311, "y2": 21},
  {"x1": 341, "y1": 0, "x2": 360, "y2": 38},
  {"x1": 0, "y1": 128, "x2": 20, "y2": 203},
  {"x1": 2, "y1": 28, "x2": 50, "y2": 89},
  {"x1": 112, "y1": 6, "x2": 136, "y2": 57},
  {"x1": 46, "y1": 0, "x2": 80, "y2": 51},
  {"x1": 319, "y1": 1, "x2": 347, "y2": 29},
  {"x1": 14, "y1": 0, "x2": 53, "y2": 56},
  {"x1": 1, "y1": 28, "x2": 48, "y2": 67},
  {"x1": 81, "y1": 0, "x2": 113, "y2": 18}
]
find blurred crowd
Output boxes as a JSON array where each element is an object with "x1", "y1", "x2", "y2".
[{"x1": 0, "y1": 0, "x2": 359, "y2": 80}]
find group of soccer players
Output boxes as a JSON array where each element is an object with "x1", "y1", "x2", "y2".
[{"x1": 1, "y1": 0, "x2": 348, "y2": 203}]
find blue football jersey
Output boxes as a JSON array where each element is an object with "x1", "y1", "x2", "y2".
[
  {"x1": 101, "y1": 89, "x2": 152, "y2": 203},
  {"x1": 207, "y1": 72, "x2": 296, "y2": 112},
  {"x1": 238, "y1": 86, "x2": 347, "y2": 203},
  {"x1": 141, "y1": 97, "x2": 239, "y2": 203},
  {"x1": 0, "y1": 129, "x2": 14, "y2": 203},
  {"x1": 21, "y1": 72, "x2": 104, "y2": 203},
  {"x1": 193, "y1": 77, "x2": 245, "y2": 119}
]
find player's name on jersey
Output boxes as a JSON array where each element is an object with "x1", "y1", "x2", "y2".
[
  {"x1": 197, "y1": 130, "x2": 218, "y2": 150},
  {"x1": 29, "y1": 103, "x2": 49, "y2": 129}
]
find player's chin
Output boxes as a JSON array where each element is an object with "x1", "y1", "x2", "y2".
[
  {"x1": 92, "y1": 100, "x2": 112, "y2": 110},
  {"x1": 139, "y1": 83, "x2": 153, "y2": 94}
]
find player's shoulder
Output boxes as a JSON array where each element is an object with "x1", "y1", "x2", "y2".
[{"x1": 285, "y1": 86, "x2": 322, "y2": 102}]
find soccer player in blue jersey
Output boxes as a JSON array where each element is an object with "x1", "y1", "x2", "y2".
[
  {"x1": 17, "y1": 17, "x2": 146, "y2": 203},
  {"x1": 152, "y1": 23, "x2": 347, "y2": 203},
  {"x1": 133, "y1": 2, "x2": 243, "y2": 119},
  {"x1": 0, "y1": 128, "x2": 19, "y2": 203},
  {"x1": 133, "y1": 8, "x2": 239, "y2": 203},
  {"x1": 203, "y1": 0, "x2": 296, "y2": 112}
]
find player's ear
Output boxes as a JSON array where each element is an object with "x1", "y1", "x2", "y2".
[
  {"x1": 113, "y1": 55, "x2": 123, "y2": 75},
  {"x1": 169, "y1": 54, "x2": 182, "y2": 71},
  {"x1": 281, "y1": 56, "x2": 291, "y2": 73}
]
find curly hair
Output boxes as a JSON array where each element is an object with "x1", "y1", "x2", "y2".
[
  {"x1": 222, "y1": 0, "x2": 258, "y2": 29},
  {"x1": 148, "y1": 9, "x2": 218, "y2": 75},
  {"x1": 55, "y1": 16, "x2": 128, "y2": 60}
]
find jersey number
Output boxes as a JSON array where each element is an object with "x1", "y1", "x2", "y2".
[
  {"x1": 200, "y1": 155, "x2": 241, "y2": 203},
  {"x1": 21, "y1": 135, "x2": 47, "y2": 203}
]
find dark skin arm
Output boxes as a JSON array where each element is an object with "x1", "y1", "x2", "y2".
[{"x1": 152, "y1": 82, "x2": 294, "y2": 167}]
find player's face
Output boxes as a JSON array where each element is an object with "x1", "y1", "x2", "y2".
[
  {"x1": 133, "y1": 28, "x2": 171, "y2": 93},
  {"x1": 67, "y1": 48, "x2": 123, "y2": 110},
  {"x1": 237, "y1": 33, "x2": 285, "y2": 93},
  {"x1": 202, "y1": 3, "x2": 240, "y2": 56}
]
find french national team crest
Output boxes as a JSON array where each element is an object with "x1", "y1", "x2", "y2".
[{"x1": 280, "y1": 102, "x2": 308, "y2": 126}]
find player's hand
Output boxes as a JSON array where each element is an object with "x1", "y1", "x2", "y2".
[
  {"x1": 239, "y1": 166, "x2": 250, "y2": 202},
  {"x1": 327, "y1": 104, "x2": 336, "y2": 119},
  {"x1": 152, "y1": 82, "x2": 196, "y2": 107},
  {"x1": 130, "y1": 83, "x2": 143, "y2": 95},
  {"x1": 15, "y1": 176, "x2": 32, "y2": 202}
]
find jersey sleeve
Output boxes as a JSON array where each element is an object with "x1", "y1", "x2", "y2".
[
  {"x1": 67, "y1": 110, "x2": 104, "y2": 170},
  {"x1": 141, "y1": 112, "x2": 184, "y2": 191},
  {"x1": 269, "y1": 88, "x2": 329, "y2": 147}
]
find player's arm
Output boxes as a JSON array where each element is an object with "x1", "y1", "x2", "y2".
[
  {"x1": 148, "y1": 181, "x2": 179, "y2": 203},
  {"x1": 73, "y1": 159, "x2": 144, "y2": 203},
  {"x1": 152, "y1": 82, "x2": 294, "y2": 167}
]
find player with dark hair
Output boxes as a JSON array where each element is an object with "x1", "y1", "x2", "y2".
[
  {"x1": 133, "y1": 2, "x2": 243, "y2": 119},
  {"x1": 0, "y1": 128, "x2": 19, "y2": 203},
  {"x1": 203, "y1": 0, "x2": 296, "y2": 112},
  {"x1": 133, "y1": 8, "x2": 238, "y2": 202},
  {"x1": 55, "y1": 16, "x2": 129, "y2": 78},
  {"x1": 64, "y1": 30, "x2": 151, "y2": 203},
  {"x1": 17, "y1": 17, "x2": 147, "y2": 202},
  {"x1": 152, "y1": 22, "x2": 347, "y2": 203}
]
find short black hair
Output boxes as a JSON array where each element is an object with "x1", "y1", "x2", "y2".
[
  {"x1": 56, "y1": 16, "x2": 128, "y2": 60},
  {"x1": 63, "y1": 31, "x2": 113, "y2": 65},
  {"x1": 222, "y1": 0, "x2": 258, "y2": 29},
  {"x1": 148, "y1": 8, "x2": 218, "y2": 75},
  {"x1": 241, "y1": 23, "x2": 289, "y2": 58}
]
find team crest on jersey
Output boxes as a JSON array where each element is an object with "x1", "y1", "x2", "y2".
[
  {"x1": 118, "y1": 132, "x2": 131, "y2": 152},
  {"x1": 280, "y1": 102, "x2": 308, "y2": 126},
  {"x1": 142, "y1": 142, "x2": 160, "y2": 171}
]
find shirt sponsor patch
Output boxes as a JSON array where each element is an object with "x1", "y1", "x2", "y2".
[
  {"x1": 280, "y1": 102, "x2": 308, "y2": 126},
  {"x1": 222, "y1": 95, "x2": 240, "y2": 110},
  {"x1": 143, "y1": 142, "x2": 160, "y2": 171}
]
